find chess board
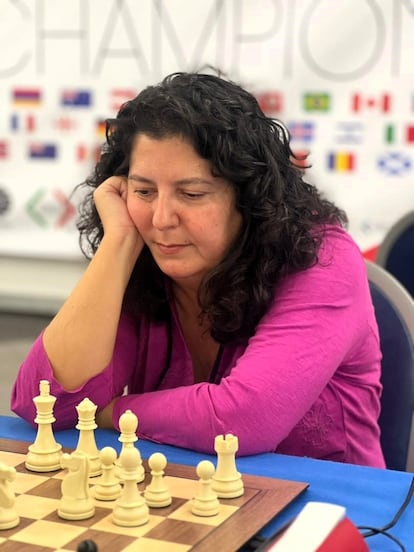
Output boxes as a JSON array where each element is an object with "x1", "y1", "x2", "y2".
[{"x1": 0, "y1": 438, "x2": 308, "y2": 552}]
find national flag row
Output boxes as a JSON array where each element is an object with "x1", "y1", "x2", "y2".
[
  {"x1": 0, "y1": 141, "x2": 102, "y2": 162},
  {"x1": 7, "y1": 114, "x2": 107, "y2": 138},
  {"x1": 6, "y1": 115, "x2": 414, "y2": 148},
  {"x1": 252, "y1": 92, "x2": 399, "y2": 114},
  {"x1": 8, "y1": 87, "x2": 412, "y2": 114},
  {"x1": 288, "y1": 121, "x2": 414, "y2": 144},
  {"x1": 10, "y1": 88, "x2": 137, "y2": 111},
  {"x1": 294, "y1": 150, "x2": 413, "y2": 175},
  {"x1": 1, "y1": 140, "x2": 412, "y2": 175}
]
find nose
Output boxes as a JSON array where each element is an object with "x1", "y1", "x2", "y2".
[{"x1": 152, "y1": 194, "x2": 179, "y2": 230}]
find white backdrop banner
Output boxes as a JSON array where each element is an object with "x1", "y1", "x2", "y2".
[{"x1": 1, "y1": 0, "x2": 413, "y2": 258}]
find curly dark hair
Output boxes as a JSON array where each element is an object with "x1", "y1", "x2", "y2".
[{"x1": 77, "y1": 71, "x2": 347, "y2": 344}]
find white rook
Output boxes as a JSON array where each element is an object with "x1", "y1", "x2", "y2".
[{"x1": 211, "y1": 433, "x2": 244, "y2": 498}]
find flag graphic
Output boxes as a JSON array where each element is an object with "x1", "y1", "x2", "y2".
[
  {"x1": 0, "y1": 141, "x2": 8, "y2": 159},
  {"x1": 54, "y1": 117, "x2": 77, "y2": 131},
  {"x1": 61, "y1": 90, "x2": 92, "y2": 107},
  {"x1": 29, "y1": 143, "x2": 57, "y2": 159},
  {"x1": 335, "y1": 122, "x2": 364, "y2": 144},
  {"x1": 377, "y1": 152, "x2": 411, "y2": 175},
  {"x1": 352, "y1": 93, "x2": 391, "y2": 113},
  {"x1": 303, "y1": 93, "x2": 331, "y2": 112},
  {"x1": 95, "y1": 119, "x2": 106, "y2": 138},
  {"x1": 256, "y1": 92, "x2": 283, "y2": 114},
  {"x1": 327, "y1": 152, "x2": 355, "y2": 172},
  {"x1": 384, "y1": 124, "x2": 414, "y2": 144},
  {"x1": 76, "y1": 144, "x2": 88, "y2": 162},
  {"x1": 385, "y1": 124, "x2": 396, "y2": 143},
  {"x1": 10, "y1": 113, "x2": 36, "y2": 132},
  {"x1": 12, "y1": 88, "x2": 42, "y2": 106},
  {"x1": 76, "y1": 143, "x2": 102, "y2": 163},
  {"x1": 288, "y1": 122, "x2": 314, "y2": 142},
  {"x1": 110, "y1": 89, "x2": 136, "y2": 112}
]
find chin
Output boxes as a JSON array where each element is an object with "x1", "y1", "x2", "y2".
[
  {"x1": 161, "y1": 270, "x2": 196, "y2": 282},
  {"x1": 159, "y1": 267, "x2": 204, "y2": 286}
]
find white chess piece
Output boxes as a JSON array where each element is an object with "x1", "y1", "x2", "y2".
[
  {"x1": 112, "y1": 446, "x2": 149, "y2": 527},
  {"x1": 0, "y1": 463, "x2": 19, "y2": 529},
  {"x1": 191, "y1": 460, "x2": 220, "y2": 517},
  {"x1": 117, "y1": 409, "x2": 145, "y2": 483},
  {"x1": 58, "y1": 450, "x2": 95, "y2": 520},
  {"x1": 118, "y1": 409, "x2": 138, "y2": 448},
  {"x1": 211, "y1": 433, "x2": 244, "y2": 498},
  {"x1": 75, "y1": 398, "x2": 101, "y2": 477},
  {"x1": 93, "y1": 447, "x2": 122, "y2": 501},
  {"x1": 25, "y1": 380, "x2": 62, "y2": 472},
  {"x1": 143, "y1": 452, "x2": 172, "y2": 508}
]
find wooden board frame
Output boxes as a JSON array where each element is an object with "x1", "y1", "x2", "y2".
[{"x1": 0, "y1": 438, "x2": 309, "y2": 552}]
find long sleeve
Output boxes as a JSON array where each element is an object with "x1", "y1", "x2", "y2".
[
  {"x1": 11, "y1": 226, "x2": 384, "y2": 466},
  {"x1": 113, "y1": 226, "x2": 383, "y2": 464},
  {"x1": 10, "y1": 312, "x2": 139, "y2": 430}
]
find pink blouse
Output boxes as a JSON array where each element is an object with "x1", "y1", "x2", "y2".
[{"x1": 11, "y1": 225, "x2": 385, "y2": 467}]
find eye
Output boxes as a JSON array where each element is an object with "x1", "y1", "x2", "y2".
[
  {"x1": 134, "y1": 188, "x2": 155, "y2": 199},
  {"x1": 182, "y1": 191, "x2": 205, "y2": 200}
]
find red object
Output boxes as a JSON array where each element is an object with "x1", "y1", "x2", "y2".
[
  {"x1": 362, "y1": 245, "x2": 379, "y2": 261},
  {"x1": 352, "y1": 93, "x2": 391, "y2": 113},
  {"x1": 406, "y1": 125, "x2": 414, "y2": 143},
  {"x1": 256, "y1": 91, "x2": 283, "y2": 114},
  {"x1": 317, "y1": 517, "x2": 368, "y2": 551},
  {"x1": 0, "y1": 141, "x2": 8, "y2": 159},
  {"x1": 26, "y1": 114, "x2": 36, "y2": 132},
  {"x1": 268, "y1": 504, "x2": 369, "y2": 551}
]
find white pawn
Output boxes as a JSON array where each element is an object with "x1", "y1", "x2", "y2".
[
  {"x1": 93, "y1": 447, "x2": 122, "y2": 501},
  {"x1": 75, "y1": 398, "x2": 101, "y2": 477},
  {"x1": 112, "y1": 446, "x2": 149, "y2": 527},
  {"x1": 25, "y1": 380, "x2": 62, "y2": 472},
  {"x1": 212, "y1": 434, "x2": 244, "y2": 498},
  {"x1": 191, "y1": 460, "x2": 220, "y2": 517},
  {"x1": 143, "y1": 452, "x2": 172, "y2": 508},
  {"x1": 0, "y1": 463, "x2": 19, "y2": 530},
  {"x1": 58, "y1": 450, "x2": 95, "y2": 521},
  {"x1": 117, "y1": 410, "x2": 145, "y2": 483}
]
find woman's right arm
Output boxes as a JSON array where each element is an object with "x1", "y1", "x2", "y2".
[{"x1": 43, "y1": 176, "x2": 144, "y2": 391}]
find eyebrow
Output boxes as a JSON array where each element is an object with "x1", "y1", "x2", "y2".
[{"x1": 128, "y1": 174, "x2": 215, "y2": 186}]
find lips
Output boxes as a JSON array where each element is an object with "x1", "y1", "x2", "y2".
[{"x1": 156, "y1": 243, "x2": 188, "y2": 255}]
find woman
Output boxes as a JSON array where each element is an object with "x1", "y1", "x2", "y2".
[{"x1": 11, "y1": 71, "x2": 385, "y2": 467}]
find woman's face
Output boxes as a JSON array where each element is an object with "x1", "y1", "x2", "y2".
[{"x1": 127, "y1": 134, "x2": 242, "y2": 289}]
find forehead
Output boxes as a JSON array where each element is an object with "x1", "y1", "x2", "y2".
[
  {"x1": 128, "y1": 134, "x2": 236, "y2": 194},
  {"x1": 131, "y1": 132, "x2": 194, "y2": 153},
  {"x1": 129, "y1": 133, "x2": 212, "y2": 174}
]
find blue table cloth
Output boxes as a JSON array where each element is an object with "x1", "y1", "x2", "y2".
[{"x1": 0, "y1": 415, "x2": 412, "y2": 551}]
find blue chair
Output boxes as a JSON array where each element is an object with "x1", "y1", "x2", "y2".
[
  {"x1": 366, "y1": 260, "x2": 414, "y2": 472},
  {"x1": 376, "y1": 211, "x2": 414, "y2": 298}
]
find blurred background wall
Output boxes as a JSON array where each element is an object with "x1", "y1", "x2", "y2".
[{"x1": 1, "y1": 0, "x2": 414, "y2": 313}]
